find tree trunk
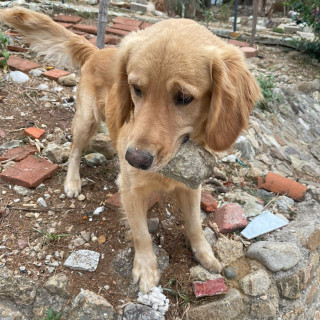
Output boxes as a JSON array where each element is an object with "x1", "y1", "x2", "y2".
[
  {"x1": 250, "y1": 0, "x2": 258, "y2": 47},
  {"x1": 96, "y1": 0, "x2": 109, "y2": 49}
]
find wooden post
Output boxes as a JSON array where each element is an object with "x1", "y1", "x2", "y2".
[
  {"x1": 96, "y1": 0, "x2": 109, "y2": 49},
  {"x1": 250, "y1": 0, "x2": 258, "y2": 47}
]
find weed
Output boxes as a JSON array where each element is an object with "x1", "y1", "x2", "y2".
[
  {"x1": 256, "y1": 74, "x2": 283, "y2": 111},
  {"x1": 0, "y1": 31, "x2": 10, "y2": 86},
  {"x1": 272, "y1": 27, "x2": 284, "y2": 33},
  {"x1": 40, "y1": 308, "x2": 61, "y2": 320},
  {"x1": 33, "y1": 228, "x2": 70, "y2": 246},
  {"x1": 201, "y1": 8, "x2": 216, "y2": 28}
]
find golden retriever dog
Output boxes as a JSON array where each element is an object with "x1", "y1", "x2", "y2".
[{"x1": 0, "y1": 8, "x2": 262, "y2": 293}]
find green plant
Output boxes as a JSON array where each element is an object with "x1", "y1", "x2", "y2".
[
  {"x1": 163, "y1": 278, "x2": 195, "y2": 308},
  {"x1": 256, "y1": 74, "x2": 283, "y2": 111},
  {"x1": 272, "y1": 27, "x2": 284, "y2": 33},
  {"x1": 291, "y1": 38, "x2": 320, "y2": 60},
  {"x1": 40, "y1": 308, "x2": 61, "y2": 320},
  {"x1": 0, "y1": 31, "x2": 10, "y2": 86},
  {"x1": 201, "y1": 8, "x2": 216, "y2": 28},
  {"x1": 33, "y1": 228, "x2": 70, "y2": 246}
]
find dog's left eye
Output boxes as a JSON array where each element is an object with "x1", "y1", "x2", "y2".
[
  {"x1": 133, "y1": 85, "x2": 142, "y2": 97},
  {"x1": 174, "y1": 92, "x2": 194, "y2": 106}
]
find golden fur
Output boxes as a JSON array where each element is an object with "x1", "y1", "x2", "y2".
[{"x1": 0, "y1": 8, "x2": 262, "y2": 293}]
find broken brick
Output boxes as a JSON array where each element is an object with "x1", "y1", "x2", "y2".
[
  {"x1": 112, "y1": 16, "x2": 142, "y2": 27},
  {"x1": 53, "y1": 15, "x2": 82, "y2": 24},
  {"x1": 106, "y1": 28, "x2": 130, "y2": 36},
  {"x1": 112, "y1": 23, "x2": 139, "y2": 32},
  {"x1": 73, "y1": 24, "x2": 98, "y2": 35},
  {"x1": 105, "y1": 192, "x2": 161, "y2": 211},
  {"x1": 7, "y1": 45, "x2": 29, "y2": 53},
  {"x1": 42, "y1": 69, "x2": 70, "y2": 81},
  {"x1": 201, "y1": 191, "x2": 217, "y2": 213},
  {"x1": 257, "y1": 172, "x2": 307, "y2": 201},
  {"x1": 193, "y1": 278, "x2": 228, "y2": 298},
  {"x1": 0, "y1": 156, "x2": 59, "y2": 188},
  {"x1": 7, "y1": 56, "x2": 40, "y2": 73},
  {"x1": 140, "y1": 22, "x2": 153, "y2": 29},
  {"x1": 214, "y1": 203, "x2": 247, "y2": 233},
  {"x1": 228, "y1": 39, "x2": 257, "y2": 49},
  {"x1": 89, "y1": 35, "x2": 120, "y2": 46},
  {"x1": 0, "y1": 145, "x2": 38, "y2": 162},
  {"x1": 24, "y1": 127, "x2": 45, "y2": 139},
  {"x1": 71, "y1": 30, "x2": 91, "y2": 39},
  {"x1": 56, "y1": 22, "x2": 73, "y2": 29},
  {"x1": 240, "y1": 47, "x2": 258, "y2": 58}
]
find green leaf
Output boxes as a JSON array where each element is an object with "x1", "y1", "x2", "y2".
[
  {"x1": 0, "y1": 59, "x2": 7, "y2": 67},
  {"x1": 1, "y1": 51, "x2": 9, "y2": 59}
]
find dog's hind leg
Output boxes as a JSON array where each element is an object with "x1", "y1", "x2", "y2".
[
  {"x1": 175, "y1": 185, "x2": 222, "y2": 273},
  {"x1": 64, "y1": 85, "x2": 99, "y2": 198}
]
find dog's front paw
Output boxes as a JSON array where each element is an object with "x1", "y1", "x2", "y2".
[
  {"x1": 193, "y1": 241, "x2": 222, "y2": 274},
  {"x1": 133, "y1": 253, "x2": 160, "y2": 293},
  {"x1": 64, "y1": 176, "x2": 82, "y2": 198}
]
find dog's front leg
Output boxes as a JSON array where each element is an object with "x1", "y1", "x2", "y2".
[
  {"x1": 120, "y1": 188, "x2": 160, "y2": 293},
  {"x1": 175, "y1": 185, "x2": 222, "y2": 273}
]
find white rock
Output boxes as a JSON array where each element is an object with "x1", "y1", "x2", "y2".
[
  {"x1": 6, "y1": 71, "x2": 29, "y2": 83},
  {"x1": 37, "y1": 197, "x2": 47, "y2": 208}
]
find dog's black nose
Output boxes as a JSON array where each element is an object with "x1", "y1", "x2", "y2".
[{"x1": 125, "y1": 148, "x2": 154, "y2": 170}]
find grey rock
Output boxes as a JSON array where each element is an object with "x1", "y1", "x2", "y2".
[
  {"x1": 88, "y1": 133, "x2": 116, "y2": 160},
  {"x1": 6, "y1": 71, "x2": 29, "y2": 83},
  {"x1": 69, "y1": 237, "x2": 86, "y2": 248},
  {"x1": 239, "y1": 269, "x2": 271, "y2": 296},
  {"x1": 214, "y1": 237, "x2": 244, "y2": 266},
  {"x1": 123, "y1": 303, "x2": 164, "y2": 320},
  {"x1": 234, "y1": 136, "x2": 255, "y2": 160},
  {"x1": 187, "y1": 288, "x2": 244, "y2": 320},
  {"x1": 58, "y1": 73, "x2": 77, "y2": 86},
  {"x1": 147, "y1": 218, "x2": 160, "y2": 234},
  {"x1": 64, "y1": 250, "x2": 100, "y2": 272},
  {"x1": 80, "y1": 231, "x2": 91, "y2": 242},
  {"x1": 203, "y1": 227, "x2": 217, "y2": 246},
  {"x1": 277, "y1": 273, "x2": 300, "y2": 299},
  {"x1": 84, "y1": 153, "x2": 107, "y2": 167},
  {"x1": 190, "y1": 265, "x2": 221, "y2": 281},
  {"x1": 13, "y1": 185, "x2": 34, "y2": 196},
  {"x1": 37, "y1": 197, "x2": 47, "y2": 208},
  {"x1": 160, "y1": 140, "x2": 215, "y2": 189},
  {"x1": 46, "y1": 127, "x2": 67, "y2": 145},
  {"x1": 42, "y1": 143, "x2": 65, "y2": 164},
  {"x1": 274, "y1": 196, "x2": 295, "y2": 214},
  {"x1": 29, "y1": 68, "x2": 43, "y2": 77},
  {"x1": 130, "y1": 2, "x2": 148, "y2": 12},
  {"x1": 112, "y1": 245, "x2": 169, "y2": 278},
  {"x1": 69, "y1": 289, "x2": 114, "y2": 320},
  {"x1": 245, "y1": 241, "x2": 301, "y2": 272},
  {"x1": 0, "y1": 140, "x2": 21, "y2": 151},
  {"x1": 44, "y1": 274, "x2": 70, "y2": 298}
]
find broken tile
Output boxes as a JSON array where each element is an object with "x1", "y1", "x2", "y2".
[
  {"x1": 53, "y1": 15, "x2": 82, "y2": 24},
  {"x1": 241, "y1": 210, "x2": 289, "y2": 240},
  {"x1": 112, "y1": 16, "x2": 142, "y2": 27},
  {"x1": 201, "y1": 191, "x2": 217, "y2": 213},
  {"x1": 73, "y1": 24, "x2": 98, "y2": 35},
  {"x1": 0, "y1": 145, "x2": 38, "y2": 162},
  {"x1": 42, "y1": 69, "x2": 70, "y2": 81},
  {"x1": 24, "y1": 127, "x2": 45, "y2": 139},
  {"x1": 7, "y1": 56, "x2": 40, "y2": 73}
]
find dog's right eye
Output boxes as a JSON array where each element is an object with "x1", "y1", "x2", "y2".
[{"x1": 133, "y1": 85, "x2": 142, "y2": 97}]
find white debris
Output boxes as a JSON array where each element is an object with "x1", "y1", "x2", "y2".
[
  {"x1": 6, "y1": 71, "x2": 29, "y2": 83},
  {"x1": 37, "y1": 197, "x2": 47, "y2": 208},
  {"x1": 38, "y1": 83, "x2": 49, "y2": 90},
  {"x1": 93, "y1": 206, "x2": 105, "y2": 215},
  {"x1": 222, "y1": 155, "x2": 237, "y2": 163},
  {"x1": 137, "y1": 286, "x2": 169, "y2": 316}
]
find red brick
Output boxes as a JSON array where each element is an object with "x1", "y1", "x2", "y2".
[
  {"x1": 53, "y1": 15, "x2": 82, "y2": 24},
  {"x1": 7, "y1": 45, "x2": 29, "y2": 53},
  {"x1": 112, "y1": 16, "x2": 142, "y2": 27},
  {"x1": 214, "y1": 203, "x2": 247, "y2": 233},
  {"x1": 140, "y1": 22, "x2": 154, "y2": 29},
  {"x1": 257, "y1": 172, "x2": 307, "y2": 201},
  {"x1": 106, "y1": 28, "x2": 130, "y2": 36},
  {"x1": 70, "y1": 30, "x2": 91, "y2": 39},
  {"x1": 73, "y1": 24, "x2": 98, "y2": 35},
  {"x1": 42, "y1": 69, "x2": 70, "y2": 81},
  {"x1": 105, "y1": 192, "x2": 161, "y2": 211},
  {"x1": 193, "y1": 278, "x2": 228, "y2": 298},
  {"x1": 4, "y1": 31, "x2": 20, "y2": 37},
  {"x1": 89, "y1": 35, "x2": 120, "y2": 46},
  {"x1": 24, "y1": 127, "x2": 45, "y2": 139},
  {"x1": 201, "y1": 191, "x2": 217, "y2": 213},
  {"x1": 56, "y1": 22, "x2": 73, "y2": 29},
  {"x1": 240, "y1": 47, "x2": 258, "y2": 58},
  {"x1": 228, "y1": 39, "x2": 257, "y2": 49},
  {"x1": 7, "y1": 56, "x2": 40, "y2": 73},
  {"x1": 0, "y1": 145, "x2": 38, "y2": 162},
  {"x1": 112, "y1": 23, "x2": 139, "y2": 32},
  {"x1": 0, "y1": 156, "x2": 59, "y2": 188}
]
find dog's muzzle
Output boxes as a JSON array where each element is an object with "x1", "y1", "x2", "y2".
[{"x1": 125, "y1": 148, "x2": 154, "y2": 170}]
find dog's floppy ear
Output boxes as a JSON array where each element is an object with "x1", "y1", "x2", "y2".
[{"x1": 206, "y1": 46, "x2": 262, "y2": 151}]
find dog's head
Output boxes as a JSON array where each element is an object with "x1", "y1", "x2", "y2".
[{"x1": 114, "y1": 19, "x2": 262, "y2": 171}]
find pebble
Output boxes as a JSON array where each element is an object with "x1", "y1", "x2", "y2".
[
  {"x1": 37, "y1": 197, "x2": 47, "y2": 208},
  {"x1": 80, "y1": 231, "x2": 91, "y2": 242},
  {"x1": 223, "y1": 266, "x2": 238, "y2": 279},
  {"x1": 6, "y1": 71, "x2": 29, "y2": 83},
  {"x1": 13, "y1": 185, "x2": 34, "y2": 196},
  {"x1": 93, "y1": 206, "x2": 105, "y2": 215},
  {"x1": 64, "y1": 250, "x2": 100, "y2": 272},
  {"x1": 78, "y1": 194, "x2": 86, "y2": 201}
]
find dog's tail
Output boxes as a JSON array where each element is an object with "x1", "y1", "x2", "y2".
[{"x1": 0, "y1": 7, "x2": 98, "y2": 68}]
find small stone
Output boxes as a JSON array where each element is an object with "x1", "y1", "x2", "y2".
[
  {"x1": 98, "y1": 235, "x2": 106, "y2": 244},
  {"x1": 147, "y1": 217, "x2": 160, "y2": 233},
  {"x1": 29, "y1": 68, "x2": 43, "y2": 77},
  {"x1": 13, "y1": 185, "x2": 34, "y2": 196},
  {"x1": 58, "y1": 73, "x2": 77, "y2": 86},
  {"x1": 37, "y1": 197, "x2": 47, "y2": 208},
  {"x1": 59, "y1": 194, "x2": 66, "y2": 199},
  {"x1": 80, "y1": 231, "x2": 91, "y2": 242},
  {"x1": 277, "y1": 273, "x2": 300, "y2": 299},
  {"x1": 214, "y1": 237, "x2": 244, "y2": 266},
  {"x1": 93, "y1": 206, "x2": 105, "y2": 215},
  {"x1": 223, "y1": 266, "x2": 238, "y2": 279},
  {"x1": 78, "y1": 194, "x2": 86, "y2": 201},
  {"x1": 69, "y1": 237, "x2": 86, "y2": 248},
  {"x1": 203, "y1": 227, "x2": 217, "y2": 246},
  {"x1": 190, "y1": 265, "x2": 221, "y2": 282},
  {"x1": 6, "y1": 71, "x2": 29, "y2": 83},
  {"x1": 201, "y1": 191, "x2": 217, "y2": 213},
  {"x1": 64, "y1": 249, "x2": 100, "y2": 272},
  {"x1": 245, "y1": 241, "x2": 301, "y2": 272},
  {"x1": 84, "y1": 153, "x2": 107, "y2": 167},
  {"x1": 123, "y1": 303, "x2": 164, "y2": 320},
  {"x1": 17, "y1": 239, "x2": 28, "y2": 250},
  {"x1": 44, "y1": 273, "x2": 70, "y2": 298}
]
